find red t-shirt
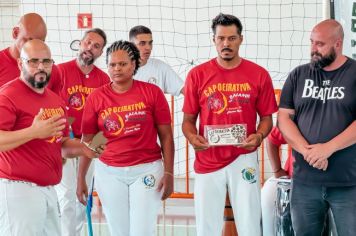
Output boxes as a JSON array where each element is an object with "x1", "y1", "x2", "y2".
[
  {"x1": 0, "y1": 48, "x2": 18, "y2": 86},
  {"x1": 183, "y1": 58, "x2": 278, "y2": 173},
  {"x1": 58, "y1": 59, "x2": 110, "y2": 138},
  {"x1": 0, "y1": 47, "x2": 63, "y2": 94},
  {"x1": 267, "y1": 127, "x2": 293, "y2": 177},
  {"x1": 0, "y1": 78, "x2": 69, "y2": 186},
  {"x1": 82, "y1": 81, "x2": 171, "y2": 167}
]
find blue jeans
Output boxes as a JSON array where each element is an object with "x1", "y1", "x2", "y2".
[{"x1": 290, "y1": 181, "x2": 356, "y2": 236}]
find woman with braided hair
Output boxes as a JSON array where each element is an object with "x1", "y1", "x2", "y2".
[{"x1": 77, "y1": 40, "x2": 174, "y2": 236}]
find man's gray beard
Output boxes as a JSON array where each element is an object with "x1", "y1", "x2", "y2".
[{"x1": 78, "y1": 52, "x2": 94, "y2": 66}]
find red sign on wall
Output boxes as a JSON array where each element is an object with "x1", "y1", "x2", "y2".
[{"x1": 77, "y1": 13, "x2": 92, "y2": 29}]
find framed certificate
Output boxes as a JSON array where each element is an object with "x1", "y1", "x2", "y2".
[{"x1": 204, "y1": 124, "x2": 247, "y2": 146}]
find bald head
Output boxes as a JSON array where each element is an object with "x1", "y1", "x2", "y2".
[
  {"x1": 19, "y1": 39, "x2": 53, "y2": 90},
  {"x1": 312, "y1": 19, "x2": 344, "y2": 42},
  {"x1": 20, "y1": 39, "x2": 51, "y2": 59},
  {"x1": 10, "y1": 13, "x2": 47, "y2": 59},
  {"x1": 310, "y1": 19, "x2": 346, "y2": 70},
  {"x1": 18, "y1": 13, "x2": 47, "y2": 38}
]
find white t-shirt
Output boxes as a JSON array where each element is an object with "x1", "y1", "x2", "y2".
[{"x1": 134, "y1": 58, "x2": 184, "y2": 96}]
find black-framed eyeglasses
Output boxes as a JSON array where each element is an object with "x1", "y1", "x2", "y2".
[{"x1": 21, "y1": 58, "x2": 55, "y2": 68}]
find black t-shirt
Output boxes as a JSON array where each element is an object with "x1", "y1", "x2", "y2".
[{"x1": 280, "y1": 58, "x2": 356, "y2": 186}]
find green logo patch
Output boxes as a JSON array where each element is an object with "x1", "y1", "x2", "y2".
[{"x1": 241, "y1": 167, "x2": 257, "y2": 184}]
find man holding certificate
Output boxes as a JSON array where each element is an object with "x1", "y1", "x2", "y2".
[{"x1": 182, "y1": 13, "x2": 277, "y2": 236}]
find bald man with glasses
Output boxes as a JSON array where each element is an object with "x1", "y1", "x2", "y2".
[{"x1": 0, "y1": 39, "x2": 96, "y2": 236}]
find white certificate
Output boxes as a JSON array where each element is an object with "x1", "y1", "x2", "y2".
[{"x1": 204, "y1": 124, "x2": 247, "y2": 146}]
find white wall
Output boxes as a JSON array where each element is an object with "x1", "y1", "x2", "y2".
[{"x1": 0, "y1": 1, "x2": 20, "y2": 48}]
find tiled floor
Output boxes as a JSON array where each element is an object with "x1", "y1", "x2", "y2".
[{"x1": 80, "y1": 197, "x2": 196, "y2": 236}]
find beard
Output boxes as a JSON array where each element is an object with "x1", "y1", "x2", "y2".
[
  {"x1": 220, "y1": 48, "x2": 234, "y2": 61},
  {"x1": 24, "y1": 69, "x2": 51, "y2": 89},
  {"x1": 310, "y1": 47, "x2": 336, "y2": 69},
  {"x1": 222, "y1": 56, "x2": 233, "y2": 62},
  {"x1": 78, "y1": 50, "x2": 94, "y2": 66}
]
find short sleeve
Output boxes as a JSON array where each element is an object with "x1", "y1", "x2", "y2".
[
  {"x1": 153, "y1": 88, "x2": 171, "y2": 125},
  {"x1": 182, "y1": 69, "x2": 200, "y2": 115},
  {"x1": 81, "y1": 93, "x2": 99, "y2": 135},
  {"x1": 162, "y1": 62, "x2": 184, "y2": 96},
  {"x1": 279, "y1": 71, "x2": 296, "y2": 110},
  {"x1": 255, "y1": 71, "x2": 278, "y2": 116}
]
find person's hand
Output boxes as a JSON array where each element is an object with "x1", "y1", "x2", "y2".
[
  {"x1": 309, "y1": 159, "x2": 328, "y2": 171},
  {"x1": 81, "y1": 143, "x2": 98, "y2": 159},
  {"x1": 157, "y1": 172, "x2": 174, "y2": 200},
  {"x1": 240, "y1": 133, "x2": 262, "y2": 150},
  {"x1": 304, "y1": 143, "x2": 334, "y2": 169},
  {"x1": 61, "y1": 139, "x2": 97, "y2": 159},
  {"x1": 316, "y1": 159, "x2": 329, "y2": 171},
  {"x1": 188, "y1": 134, "x2": 209, "y2": 151},
  {"x1": 30, "y1": 108, "x2": 66, "y2": 139},
  {"x1": 274, "y1": 168, "x2": 288, "y2": 178},
  {"x1": 76, "y1": 178, "x2": 88, "y2": 206},
  {"x1": 95, "y1": 144, "x2": 106, "y2": 154}
]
